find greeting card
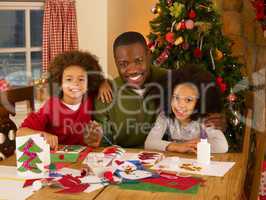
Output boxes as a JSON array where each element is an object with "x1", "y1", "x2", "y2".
[{"x1": 16, "y1": 134, "x2": 50, "y2": 178}]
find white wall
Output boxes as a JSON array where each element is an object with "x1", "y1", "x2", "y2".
[
  {"x1": 107, "y1": 0, "x2": 157, "y2": 78},
  {"x1": 76, "y1": 0, "x2": 157, "y2": 78},
  {"x1": 76, "y1": 0, "x2": 108, "y2": 74}
]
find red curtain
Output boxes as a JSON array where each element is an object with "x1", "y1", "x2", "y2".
[{"x1": 42, "y1": 0, "x2": 79, "y2": 74}]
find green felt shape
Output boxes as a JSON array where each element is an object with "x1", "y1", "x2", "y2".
[
  {"x1": 119, "y1": 181, "x2": 199, "y2": 194},
  {"x1": 17, "y1": 166, "x2": 27, "y2": 172},
  {"x1": 30, "y1": 156, "x2": 42, "y2": 164},
  {"x1": 18, "y1": 154, "x2": 30, "y2": 162},
  {"x1": 31, "y1": 167, "x2": 42, "y2": 173},
  {"x1": 29, "y1": 143, "x2": 43, "y2": 153},
  {"x1": 50, "y1": 153, "x2": 79, "y2": 163}
]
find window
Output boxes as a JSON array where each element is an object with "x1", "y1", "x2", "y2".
[{"x1": 0, "y1": 2, "x2": 44, "y2": 86}]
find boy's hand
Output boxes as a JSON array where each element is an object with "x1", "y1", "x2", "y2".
[
  {"x1": 97, "y1": 79, "x2": 113, "y2": 103},
  {"x1": 41, "y1": 132, "x2": 58, "y2": 150},
  {"x1": 204, "y1": 113, "x2": 226, "y2": 131},
  {"x1": 84, "y1": 121, "x2": 103, "y2": 147}
]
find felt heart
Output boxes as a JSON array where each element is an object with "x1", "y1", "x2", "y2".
[{"x1": 115, "y1": 160, "x2": 124, "y2": 165}]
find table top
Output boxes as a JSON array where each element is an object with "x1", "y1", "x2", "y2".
[{"x1": 0, "y1": 149, "x2": 244, "y2": 200}]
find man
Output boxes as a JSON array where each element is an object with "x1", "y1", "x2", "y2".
[{"x1": 94, "y1": 31, "x2": 225, "y2": 148}]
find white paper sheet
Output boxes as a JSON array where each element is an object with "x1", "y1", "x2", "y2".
[
  {"x1": 0, "y1": 166, "x2": 33, "y2": 200},
  {"x1": 151, "y1": 157, "x2": 235, "y2": 177}
]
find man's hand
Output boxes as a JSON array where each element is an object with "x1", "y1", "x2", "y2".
[
  {"x1": 204, "y1": 113, "x2": 226, "y2": 131},
  {"x1": 97, "y1": 79, "x2": 113, "y2": 103},
  {"x1": 84, "y1": 121, "x2": 103, "y2": 147}
]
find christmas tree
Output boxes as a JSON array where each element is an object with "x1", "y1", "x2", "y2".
[
  {"x1": 17, "y1": 138, "x2": 43, "y2": 173},
  {"x1": 147, "y1": 0, "x2": 246, "y2": 151}
]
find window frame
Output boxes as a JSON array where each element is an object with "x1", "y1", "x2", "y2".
[{"x1": 0, "y1": 2, "x2": 44, "y2": 80}]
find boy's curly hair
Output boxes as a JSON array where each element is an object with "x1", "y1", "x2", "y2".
[
  {"x1": 48, "y1": 50, "x2": 104, "y2": 93},
  {"x1": 163, "y1": 64, "x2": 222, "y2": 121}
]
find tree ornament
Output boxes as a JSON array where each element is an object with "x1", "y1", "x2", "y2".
[
  {"x1": 175, "y1": 20, "x2": 186, "y2": 31},
  {"x1": 193, "y1": 48, "x2": 202, "y2": 58},
  {"x1": 209, "y1": 48, "x2": 216, "y2": 70},
  {"x1": 155, "y1": 45, "x2": 172, "y2": 65},
  {"x1": 188, "y1": 9, "x2": 197, "y2": 19},
  {"x1": 169, "y1": 2, "x2": 184, "y2": 18},
  {"x1": 157, "y1": 5, "x2": 162, "y2": 14},
  {"x1": 195, "y1": 22, "x2": 211, "y2": 32},
  {"x1": 185, "y1": 19, "x2": 194, "y2": 30},
  {"x1": 227, "y1": 93, "x2": 237, "y2": 103},
  {"x1": 167, "y1": 0, "x2": 173, "y2": 6},
  {"x1": 165, "y1": 32, "x2": 176, "y2": 44},
  {"x1": 147, "y1": 41, "x2": 157, "y2": 52},
  {"x1": 215, "y1": 76, "x2": 227, "y2": 93},
  {"x1": 215, "y1": 48, "x2": 224, "y2": 61},
  {"x1": 151, "y1": 5, "x2": 157, "y2": 14},
  {"x1": 174, "y1": 36, "x2": 184, "y2": 45},
  {"x1": 181, "y1": 42, "x2": 190, "y2": 50},
  {"x1": 227, "y1": 88, "x2": 237, "y2": 103},
  {"x1": 231, "y1": 110, "x2": 240, "y2": 126}
]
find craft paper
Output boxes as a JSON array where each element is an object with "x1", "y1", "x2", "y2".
[
  {"x1": 119, "y1": 181, "x2": 199, "y2": 194},
  {"x1": 141, "y1": 176, "x2": 202, "y2": 190},
  {"x1": 152, "y1": 157, "x2": 235, "y2": 177},
  {"x1": 0, "y1": 179, "x2": 34, "y2": 200},
  {"x1": 50, "y1": 153, "x2": 79, "y2": 163},
  {"x1": 16, "y1": 134, "x2": 50, "y2": 178}
]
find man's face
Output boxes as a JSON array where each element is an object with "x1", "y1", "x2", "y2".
[{"x1": 114, "y1": 43, "x2": 150, "y2": 88}]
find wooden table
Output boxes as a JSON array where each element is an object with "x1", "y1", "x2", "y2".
[{"x1": 0, "y1": 149, "x2": 244, "y2": 200}]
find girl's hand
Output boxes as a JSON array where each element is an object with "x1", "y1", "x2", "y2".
[
  {"x1": 166, "y1": 139, "x2": 198, "y2": 153},
  {"x1": 97, "y1": 79, "x2": 113, "y2": 103},
  {"x1": 41, "y1": 132, "x2": 58, "y2": 150},
  {"x1": 84, "y1": 121, "x2": 103, "y2": 147}
]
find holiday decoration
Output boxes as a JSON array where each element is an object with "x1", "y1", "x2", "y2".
[
  {"x1": 165, "y1": 32, "x2": 176, "y2": 43},
  {"x1": 188, "y1": 9, "x2": 197, "y2": 19},
  {"x1": 16, "y1": 134, "x2": 50, "y2": 178},
  {"x1": 169, "y1": 2, "x2": 184, "y2": 18},
  {"x1": 185, "y1": 19, "x2": 194, "y2": 30},
  {"x1": 251, "y1": 0, "x2": 266, "y2": 35},
  {"x1": 174, "y1": 36, "x2": 184, "y2": 46},
  {"x1": 215, "y1": 48, "x2": 224, "y2": 61},
  {"x1": 148, "y1": 0, "x2": 246, "y2": 150}
]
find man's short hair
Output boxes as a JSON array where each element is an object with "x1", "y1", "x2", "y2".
[{"x1": 113, "y1": 31, "x2": 148, "y2": 55}]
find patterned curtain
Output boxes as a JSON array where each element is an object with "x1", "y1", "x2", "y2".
[{"x1": 42, "y1": 0, "x2": 78, "y2": 74}]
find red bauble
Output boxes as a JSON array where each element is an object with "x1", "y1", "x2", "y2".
[
  {"x1": 165, "y1": 32, "x2": 175, "y2": 44},
  {"x1": 220, "y1": 83, "x2": 227, "y2": 93},
  {"x1": 188, "y1": 9, "x2": 197, "y2": 19},
  {"x1": 193, "y1": 48, "x2": 202, "y2": 58},
  {"x1": 216, "y1": 76, "x2": 223, "y2": 84},
  {"x1": 227, "y1": 93, "x2": 237, "y2": 102},
  {"x1": 180, "y1": 21, "x2": 186, "y2": 30}
]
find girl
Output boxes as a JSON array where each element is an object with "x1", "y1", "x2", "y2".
[
  {"x1": 17, "y1": 51, "x2": 105, "y2": 150},
  {"x1": 145, "y1": 65, "x2": 228, "y2": 153}
]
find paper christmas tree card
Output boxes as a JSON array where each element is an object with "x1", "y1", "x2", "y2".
[{"x1": 16, "y1": 134, "x2": 50, "y2": 178}]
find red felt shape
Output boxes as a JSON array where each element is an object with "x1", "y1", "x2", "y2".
[
  {"x1": 78, "y1": 147, "x2": 93, "y2": 161},
  {"x1": 56, "y1": 183, "x2": 90, "y2": 193},
  {"x1": 57, "y1": 175, "x2": 81, "y2": 188},
  {"x1": 59, "y1": 154, "x2": 65, "y2": 160},
  {"x1": 141, "y1": 174, "x2": 202, "y2": 191},
  {"x1": 115, "y1": 160, "x2": 124, "y2": 165}
]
